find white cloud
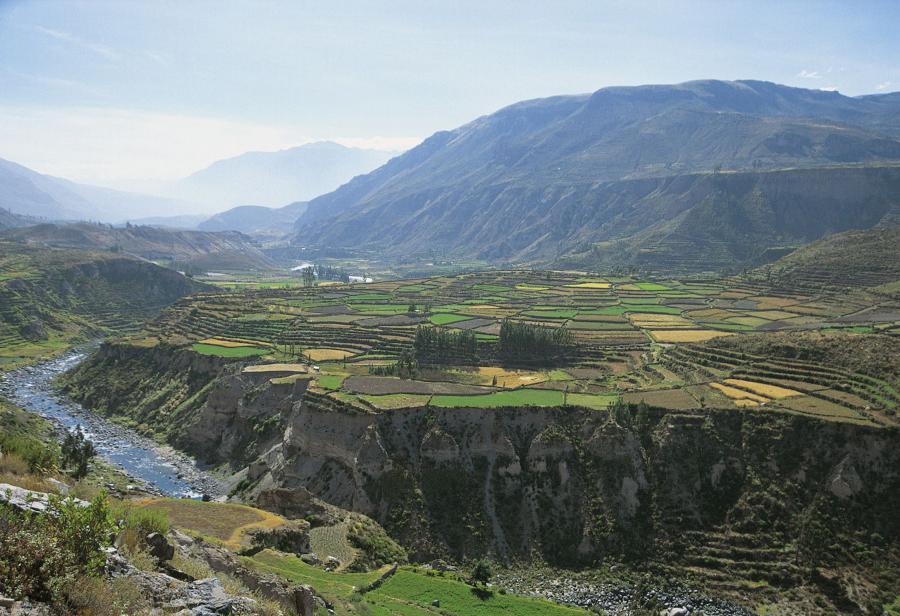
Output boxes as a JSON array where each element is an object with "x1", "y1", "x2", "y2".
[
  {"x1": 820, "y1": 85, "x2": 839, "y2": 92},
  {"x1": 0, "y1": 106, "x2": 420, "y2": 184},
  {"x1": 797, "y1": 69, "x2": 821, "y2": 79},
  {"x1": 34, "y1": 26, "x2": 120, "y2": 61},
  {"x1": 875, "y1": 81, "x2": 892, "y2": 91}
]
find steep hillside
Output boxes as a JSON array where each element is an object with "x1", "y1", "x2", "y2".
[
  {"x1": 165, "y1": 141, "x2": 395, "y2": 208},
  {"x1": 753, "y1": 226, "x2": 900, "y2": 290},
  {"x1": 292, "y1": 80, "x2": 900, "y2": 271},
  {"x1": 0, "y1": 157, "x2": 200, "y2": 222},
  {"x1": 0, "y1": 207, "x2": 42, "y2": 230},
  {"x1": 197, "y1": 201, "x2": 309, "y2": 236},
  {"x1": 1, "y1": 222, "x2": 277, "y2": 271},
  {"x1": 0, "y1": 241, "x2": 210, "y2": 367},
  {"x1": 63, "y1": 339, "x2": 900, "y2": 613}
]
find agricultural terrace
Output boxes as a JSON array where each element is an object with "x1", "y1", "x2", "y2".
[{"x1": 135, "y1": 270, "x2": 900, "y2": 426}]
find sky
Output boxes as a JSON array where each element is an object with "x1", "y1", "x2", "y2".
[{"x1": 1, "y1": 0, "x2": 899, "y2": 186}]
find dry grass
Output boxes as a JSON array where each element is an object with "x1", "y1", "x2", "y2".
[
  {"x1": 476, "y1": 366, "x2": 548, "y2": 387},
  {"x1": 197, "y1": 337, "x2": 262, "y2": 348},
  {"x1": 723, "y1": 379, "x2": 803, "y2": 399},
  {"x1": 565, "y1": 282, "x2": 611, "y2": 289},
  {"x1": 305, "y1": 348, "x2": 354, "y2": 361},
  {"x1": 649, "y1": 330, "x2": 735, "y2": 343},
  {"x1": 710, "y1": 383, "x2": 769, "y2": 403},
  {"x1": 139, "y1": 498, "x2": 286, "y2": 549},
  {"x1": 242, "y1": 363, "x2": 307, "y2": 373}
]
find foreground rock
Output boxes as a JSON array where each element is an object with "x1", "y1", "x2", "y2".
[
  {"x1": 0, "y1": 483, "x2": 87, "y2": 514},
  {"x1": 171, "y1": 529, "x2": 320, "y2": 616}
]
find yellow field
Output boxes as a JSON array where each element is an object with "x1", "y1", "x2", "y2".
[
  {"x1": 243, "y1": 363, "x2": 307, "y2": 373},
  {"x1": 477, "y1": 366, "x2": 547, "y2": 387},
  {"x1": 140, "y1": 498, "x2": 286, "y2": 549},
  {"x1": 753, "y1": 296, "x2": 803, "y2": 309},
  {"x1": 198, "y1": 337, "x2": 262, "y2": 348},
  {"x1": 305, "y1": 348, "x2": 355, "y2": 361},
  {"x1": 723, "y1": 378, "x2": 802, "y2": 399},
  {"x1": 649, "y1": 330, "x2": 735, "y2": 343},
  {"x1": 630, "y1": 314, "x2": 695, "y2": 328},
  {"x1": 710, "y1": 383, "x2": 769, "y2": 403},
  {"x1": 565, "y1": 282, "x2": 611, "y2": 289}
]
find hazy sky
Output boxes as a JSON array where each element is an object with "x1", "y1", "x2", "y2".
[{"x1": 1, "y1": 0, "x2": 898, "y2": 185}]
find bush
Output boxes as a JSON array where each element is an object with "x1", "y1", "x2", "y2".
[
  {"x1": 346, "y1": 516, "x2": 408, "y2": 571},
  {"x1": 0, "y1": 433, "x2": 58, "y2": 474},
  {"x1": 470, "y1": 559, "x2": 493, "y2": 585},
  {"x1": 61, "y1": 426, "x2": 97, "y2": 479},
  {"x1": 0, "y1": 493, "x2": 114, "y2": 603}
]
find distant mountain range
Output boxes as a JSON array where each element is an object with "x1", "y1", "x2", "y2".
[
  {"x1": 196, "y1": 201, "x2": 308, "y2": 237},
  {"x1": 0, "y1": 158, "x2": 200, "y2": 223},
  {"x1": 292, "y1": 80, "x2": 900, "y2": 272},
  {"x1": 0, "y1": 141, "x2": 395, "y2": 227},
  {"x1": 154, "y1": 141, "x2": 395, "y2": 209}
]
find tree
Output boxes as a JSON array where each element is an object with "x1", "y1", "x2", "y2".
[
  {"x1": 301, "y1": 267, "x2": 316, "y2": 287},
  {"x1": 498, "y1": 319, "x2": 573, "y2": 365},
  {"x1": 61, "y1": 426, "x2": 96, "y2": 480},
  {"x1": 470, "y1": 559, "x2": 493, "y2": 585}
]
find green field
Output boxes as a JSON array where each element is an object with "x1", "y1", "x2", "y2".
[
  {"x1": 431, "y1": 389, "x2": 617, "y2": 409},
  {"x1": 249, "y1": 551, "x2": 584, "y2": 616},
  {"x1": 190, "y1": 343, "x2": 270, "y2": 357}
]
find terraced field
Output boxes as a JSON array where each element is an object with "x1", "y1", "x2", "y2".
[{"x1": 129, "y1": 269, "x2": 899, "y2": 425}]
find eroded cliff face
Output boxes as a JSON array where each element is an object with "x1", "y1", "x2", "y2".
[
  {"x1": 65, "y1": 344, "x2": 900, "y2": 600},
  {"x1": 62, "y1": 342, "x2": 306, "y2": 468},
  {"x1": 251, "y1": 395, "x2": 900, "y2": 582}
]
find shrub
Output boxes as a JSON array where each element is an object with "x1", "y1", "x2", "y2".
[
  {"x1": 60, "y1": 426, "x2": 97, "y2": 480},
  {"x1": 0, "y1": 433, "x2": 58, "y2": 474},
  {"x1": 0, "y1": 493, "x2": 113, "y2": 603}
]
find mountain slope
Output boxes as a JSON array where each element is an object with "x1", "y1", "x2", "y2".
[
  {"x1": 167, "y1": 141, "x2": 395, "y2": 208},
  {"x1": 753, "y1": 226, "x2": 900, "y2": 290},
  {"x1": 1, "y1": 223, "x2": 276, "y2": 271},
  {"x1": 0, "y1": 241, "x2": 210, "y2": 367},
  {"x1": 292, "y1": 80, "x2": 900, "y2": 270},
  {"x1": 0, "y1": 208, "x2": 42, "y2": 230},
  {"x1": 196, "y1": 201, "x2": 308, "y2": 236},
  {"x1": 0, "y1": 158, "x2": 201, "y2": 222}
]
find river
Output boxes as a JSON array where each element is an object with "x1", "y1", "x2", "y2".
[{"x1": 0, "y1": 350, "x2": 225, "y2": 498}]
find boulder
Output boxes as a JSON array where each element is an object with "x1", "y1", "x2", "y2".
[
  {"x1": 146, "y1": 532, "x2": 175, "y2": 561},
  {"x1": 246, "y1": 519, "x2": 310, "y2": 555},
  {"x1": 0, "y1": 483, "x2": 87, "y2": 515},
  {"x1": 324, "y1": 556, "x2": 341, "y2": 571},
  {"x1": 300, "y1": 553, "x2": 321, "y2": 565}
]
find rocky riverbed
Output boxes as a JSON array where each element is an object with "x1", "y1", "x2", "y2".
[
  {"x1": 494, "y1": 569, "x2": 755, "y2": 616},
  {"x1": 0, "y1": 350, "x2": 226, "y2": 498}
]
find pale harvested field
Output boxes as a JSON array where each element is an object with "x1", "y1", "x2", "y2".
[
  {"x1": 723, "y1": 378, "x2": 802, "y2": 399},
  {"x1": 649, "y1": 329, "x2": 734, "y2": 343},
  {"x1": 243, "y1": 363, "x2": 307, "y2": 373},
  {"x1": 305, "y1": 348, "x2": 355, "y2": 361},
  {"x1": 565, "y1": 282, "x2": 611, "y2": 289},
  {"x1": 710, "y1": 382, "x2": 769, "y2": 403},
  {"x1": 477, "y1": 366, "x2": 548, "y2": 387},
  {"x1": 198, "y1": 337, "x2": 262, "y2": 348}
]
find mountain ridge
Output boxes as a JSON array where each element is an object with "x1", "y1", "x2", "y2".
[{"x1": 291, "y1": 79, "x2": 900, "y2": 271}]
